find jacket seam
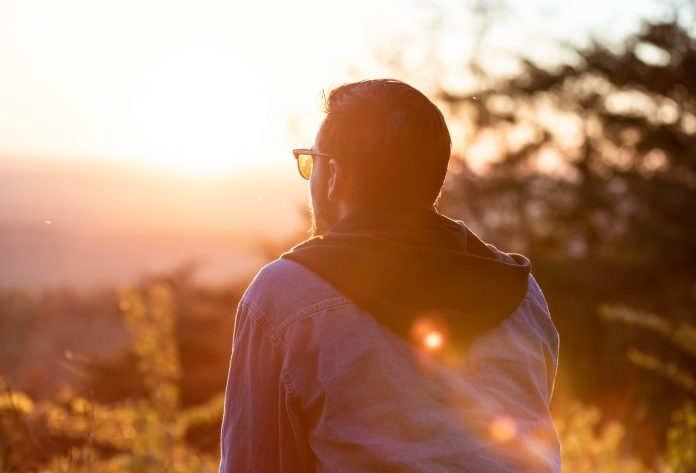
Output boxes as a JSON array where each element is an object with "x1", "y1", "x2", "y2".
[
  {"x1": 238, "y1": 300, "x2": 301, "y2": 398},
  {"x1": 239, "y1": 297, "x2": 357, "y2": 393},
  {"x1": 272, "y1": 296, "x2": 354, "y2": 338},
  {"x1": 238, "y1": 299, "x2": 286, "y2": 351},
  {"x1": 523, "y1": 294, "x2": 551, "y2": 317},
  {"x1": 237, "y1": 300, "x2": 308, "y2": 450}
]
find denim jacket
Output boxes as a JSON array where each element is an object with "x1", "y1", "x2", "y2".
[{"x1": 218, "y1": 256, "x2": 561, "y2": 472}]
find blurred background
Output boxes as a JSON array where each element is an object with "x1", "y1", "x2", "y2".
[{"x1": 1, "y1": 0, "x2": 695, "y2": 471}]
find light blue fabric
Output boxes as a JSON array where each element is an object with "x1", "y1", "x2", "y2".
[{"x1": 219, "y1": 257, "x2": 561, "y2": 473}]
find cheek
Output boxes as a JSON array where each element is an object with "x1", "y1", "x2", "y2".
[
  {"x1": 310, "y1": 179, "x2": 329, "y2": 217},
  {"x1": 309, "y1": 162, "x2": 326, "y2": 196},
  {"x1": 309, "y1": 172, "x2": 319, "y2": 200}
]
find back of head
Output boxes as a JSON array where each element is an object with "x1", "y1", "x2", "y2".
[{"x1": 319, "y1": 79, "x2": 452, "y2": 207}]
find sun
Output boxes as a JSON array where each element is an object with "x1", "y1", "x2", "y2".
[{"x1": 122, "y1": 46, "x2": 271, "y2": 177}]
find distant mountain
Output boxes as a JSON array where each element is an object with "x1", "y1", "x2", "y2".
[{"x1": 0, "y1": 157, "x2": 309, "y2": 289}]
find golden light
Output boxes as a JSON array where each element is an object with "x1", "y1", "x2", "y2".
[
  {"x1": 0, "y1": 0, "x2": 367, "y2": 177},
  {"x1": 423, "y1": 330, "x2": 444, "y2": 351},
  {"x1": 121, "y1": 46, "x2": 272, "y2": 178},
  {"x1": 118, "y1": 299, "x2": 130, "y2": 312},
  {"x1": 489, "y1": 416, "x2": 518, "y2": 442},
  {"x1": 411, "y1": 315, "x2": 448, "y2": 353},
  {"x1": 521, "y1": 428, "x2": 556, "y2": 464}
]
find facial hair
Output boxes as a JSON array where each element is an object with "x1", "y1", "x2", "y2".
[
  {"x1": 308, "y1": 201, "x2": 320, "y2": 237},
  {"x1": 308, "y1": 180, "x2": 338, "y2": 237}
]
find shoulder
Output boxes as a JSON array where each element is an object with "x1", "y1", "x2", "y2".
[
  {"x1": 524, "y1": 274, "x2": 558, "y2": 351},
  {"x1": 239, "y1": 258, "x2": 352, "y2": 336},
  {"x1": 525, "y1": 273, "x2": 550, "y2": 312}
]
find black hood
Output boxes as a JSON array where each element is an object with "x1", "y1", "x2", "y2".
[{"x1": 280, "y1": 201, "x2": 531, "y2": 348}]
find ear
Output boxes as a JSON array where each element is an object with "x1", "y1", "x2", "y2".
[{"x1": 327, "y1": 158, "x2": 342, "y2": 202}]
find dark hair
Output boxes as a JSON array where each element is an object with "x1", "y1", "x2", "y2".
[{"x1": 319, "y1": 78, "x2": 451, "y2": 206}]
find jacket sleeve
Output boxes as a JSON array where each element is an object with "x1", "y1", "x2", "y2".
[{"x1": 218, "y1": 299, "x2": 313, "y2": 473}]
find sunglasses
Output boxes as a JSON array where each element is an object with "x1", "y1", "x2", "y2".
[{"x1": 292, "y1": 148, "x2": 333, "y2": 180}]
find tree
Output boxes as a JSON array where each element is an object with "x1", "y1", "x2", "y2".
[{"x1": 427, "y1": 0, "x2": 696, "y2": 462}]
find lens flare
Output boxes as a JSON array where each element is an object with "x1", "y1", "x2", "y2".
[
  {"x1": 410, "y1": 315, "x2": 448, "y2": 353},
  {"x1": 423, "y1": 330, "x2": 444, "y2": 350},
  {"x1": 490, "y1": 416, "x2": 517, "y2": 442}
]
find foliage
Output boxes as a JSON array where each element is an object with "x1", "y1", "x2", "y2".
[
  {"x1": 556, "y1": 402, "x2": 653, "y2": 473},
  {"x1": 0, "y1": 283, "x2": 223, "y2": 473},
  {"x1": 555, "y1": 400, "x2": 696, "y2": 473},
  {"x1": 414, "y1": 0, "x2": 696, "y2": 457},
  {"x1": 600, "y1": 304, "x2": 696, "y2": 397},
  {"x1": 663, "y1": 401, "x2": 696, "y2": 473},
  {"x1": 1, "y1": 279, "x2": 695, "y2": 471}
]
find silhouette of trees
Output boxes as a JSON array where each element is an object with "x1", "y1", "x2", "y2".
[{"x1": 426, "y1": 0, "x2": 696, "y2": 459}]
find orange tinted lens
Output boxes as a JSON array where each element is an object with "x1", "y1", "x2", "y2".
[{"x1": 298, "y1": 153, "x2": 313, "y2": 179}]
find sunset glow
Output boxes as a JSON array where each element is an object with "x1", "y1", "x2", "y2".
[
  {"x1": 121, "y1": 48, "x2": 272, "y2": 177},
  {"x1": 0, "y1": 0, "x2": 687, "y2": 470},
  {"x1": 0, "y1": 0, "x2": 382, "y2": 176},
  {"x1": 0, "y1": 0, "x2": 657, "y2": 178}
]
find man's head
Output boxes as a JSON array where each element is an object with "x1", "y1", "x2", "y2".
[{"x1": 305, "y1": 79, "x2": 452, "y2": 236}]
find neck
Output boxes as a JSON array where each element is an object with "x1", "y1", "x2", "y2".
[
  {"x1": 349, "y1": 198, "x2": 435, "y2": 215},
  {"x1": 326, "y1": 198, "x2": 437, "y2": 234}
]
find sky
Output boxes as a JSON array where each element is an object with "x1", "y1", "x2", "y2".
[
  {"x1": 0, "y1": 0, "x2": 664, "y2": 178},
  {"x1": 0, "y1": 0, "x2": 668, "y2": 289}
]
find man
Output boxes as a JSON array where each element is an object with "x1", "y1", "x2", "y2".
[{"x1": 218, "y1": 79, "x2": 561, "y2": 472}]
